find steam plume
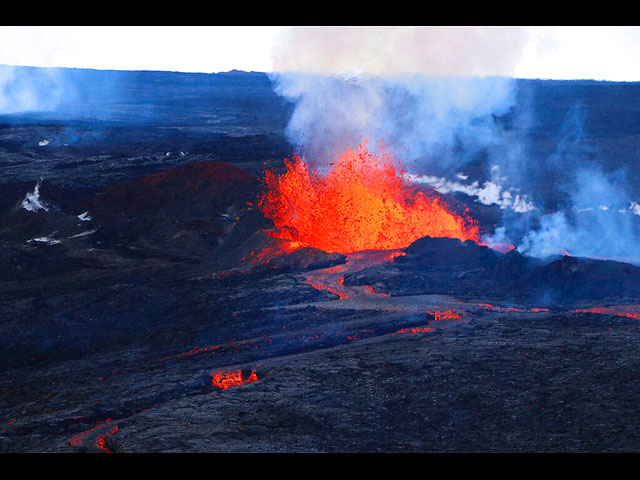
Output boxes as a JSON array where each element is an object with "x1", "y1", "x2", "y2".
[
  {"x1": 268, "y1": 27, "x2": 640, "y2": 264},
  {"x1": 271, "y1": 27, "x2": 528, "y2": 77},
  {"x1": 269, "y1": 27, "x2": 529, "y2": 171},
  {"x1": 516, "y1": 107, "x2": 640, "y2": 263},
  {"x1": 0, "y1": 65, "x2": 67, "y2": 114}
]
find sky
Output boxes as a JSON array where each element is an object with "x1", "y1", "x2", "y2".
[{"x1": 1, "y1": 26, "x2": 640, "y2": 81}]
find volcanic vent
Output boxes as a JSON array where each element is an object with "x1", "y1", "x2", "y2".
[{"x1": 258, "y1": 141, "x2": 479, "y2": 255}]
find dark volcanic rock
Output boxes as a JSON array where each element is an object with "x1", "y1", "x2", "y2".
[
  {"x1": 4, "y1": 70, "x2": 640, "y2": 453},
  {"x1": 522, "y1": 255, "x2": 640, "y2": 306},
  {"x1": 92, "y1": 161, "x2": 260, "y2": 216},
  {"x1": 84, "y1": 160, "x2": 265, "y2": 261},
  {"x1": 404, "y1": 236, "x2": 501, "y2": 268},
  {"x1": 345, "y1": 235, "x2": 640, "y2": 308}
]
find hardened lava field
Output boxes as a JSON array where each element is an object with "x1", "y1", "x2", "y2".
[{"x1": 2, "y1": 68, "x2": 640, "y2": 453}]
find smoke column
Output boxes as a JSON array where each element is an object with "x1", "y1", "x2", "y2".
[
  {"x1": 271, "y1": 27, "x2": 528, "y2": 77},
  {"x1": 269, "y1": 27, "x2": 529, "y2": 173},
  {"x1": 0, "y1": 65, "x2": 69, "y2": 114},
  {"x1": 516, "y1": 104, "x2": 640, "y2": 263},
  {"x1": 268, "y1": 26, "x2": 640, "y2": 264},
  {"x1": 0, "y1": 64, "x2": 139, "y2": 120}
]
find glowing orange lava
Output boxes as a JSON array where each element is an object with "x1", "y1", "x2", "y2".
[
  {"x1": 573, "y1": 306, "x2": 640, "y2": 321},
  {"x1": 428, "y1": 310, "x2": 463, "y2": 321},
  {"x1": 395, "y1": 326, "x2": 436, "y2": 334},
  {"x1": 211, "y1": 369, "x2": 258, "y2": 389},
  {"x1": 259, "y1": 142, "x2": 479, "y2": 254},
  {"x1": 302, "y1": 249, "x2": 406, "y2": 300},
  {"x1": 68, "y1": 419, "x2": 119, "y2": 452}
]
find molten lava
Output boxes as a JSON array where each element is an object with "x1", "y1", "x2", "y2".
[
  {"x1": 211, "y1": 369, "x2": 258, "y2": 390},
  {"x1": 573, "y1": 305, "x2": 640, "y2": 321},
  {"x1": 259, "y1": 142, "x2": 479, "y2": 254},
  {"x1": 429, "y1": 310, "x2": 463, "y2": 321},
  {"x1": 301, "y1": 249, "x2": 406, "y2": 300}
]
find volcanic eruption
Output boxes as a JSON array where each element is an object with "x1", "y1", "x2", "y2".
[
  {"x1": 5, "y1": 28, "x2": 640, "y2": 454},
  {"x1": 258, "y1": 141, "x2": 479, "y2": 254}
]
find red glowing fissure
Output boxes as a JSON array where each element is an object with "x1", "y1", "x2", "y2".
[
  {"x1": 68, "y1": 419, "x2": 119, "y2": 453},
  {"x1": 210, "y1": 369, "x2": 258, "y2": 389},
  {"x1": 302, "y1": 249, "x2": 406, "y2": 300},
  {"x1": 573, "y1": 306, "x2": 640, "y2": 321},
  {"x1": 395, "y1": 326, "x2": 436, "y2": 334},
  {"x1": 259, "y1": 141, "x2": 479, "y2": 254}
]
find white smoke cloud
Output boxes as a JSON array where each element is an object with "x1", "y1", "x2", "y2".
[
  {"x1": 269, "y1": 27, "x2": 529, "y2": 171},
  {"x1": 271, "y1": 26, "x2": 529, "y2": 78},
  {"x1": 77, "y1": 211, "x2": 92, "y2": 221},
  {"x1": 27, "y1": 235, "x2": 61, "y2": 245},
  {"x1": 21, "y1": 181, "x2": 49, "y2": 212},
  {"x1": 405, "y1": 169, "x2": 535, "y2": 213},
  {"x1": 268, "y1": 27, "x2": 640, "y2": 264},
  {"x1": 517, "y1": 159, "x2": 640, "y2": 262},
  {"x1": 0, "y1": 65, "x2": 68, "y2": 114}
]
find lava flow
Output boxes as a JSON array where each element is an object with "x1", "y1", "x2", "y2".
[
  {"x1": 259, "y1": 141, "x2": 479, "y2": 254},
  {"x1": 210, "y1": 369, "x2": 258, "y2": 390},
  {"x1": 573, "y1": 305, "x2": 640, "y2": 320},
  {"x1": 302, "y1": 249, "x2": 406, "y2": 300},
  {"x1": 68, "y1": 419, "x2": 120, "y2": 453}
]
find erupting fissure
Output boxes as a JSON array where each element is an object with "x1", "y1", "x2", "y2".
[
  {"x1": 259, "y1": 142, "x2": 479, "y2": 254},
  {"x1": 573, "y1": 305, "x2": 640, "y2": 321}
]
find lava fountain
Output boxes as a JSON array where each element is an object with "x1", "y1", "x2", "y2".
[{"x1": 259, "y1": 141, "x2": 479, "y2": 254}]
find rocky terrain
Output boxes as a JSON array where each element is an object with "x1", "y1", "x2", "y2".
[{"x1": 2, "y1": 67, "x2": 640, "y2": 453}]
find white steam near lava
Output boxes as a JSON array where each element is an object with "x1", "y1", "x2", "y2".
[
  {"x1": 21, "y1": 180, "x2": 49, "y2": 212},
  {"x1": 269, "y1": 26, "x2": 640, "y2": 264},
  {"x1": 406, "y1": 168, "x2": 536, "y2": 214},
  {"x1": 269, "y1": 26, "x2": 528, "y2": 168},
  {"x1": 271, "y1": 27, "x2": 528, "y2": 78}
]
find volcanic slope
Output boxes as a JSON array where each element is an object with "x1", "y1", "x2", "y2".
[
  {"x1": 3, "y1": 70, "x2": 640, "y2": 452},
  {"x1": 2, "y1": 158, "x2": 640, "y2": 452}
]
